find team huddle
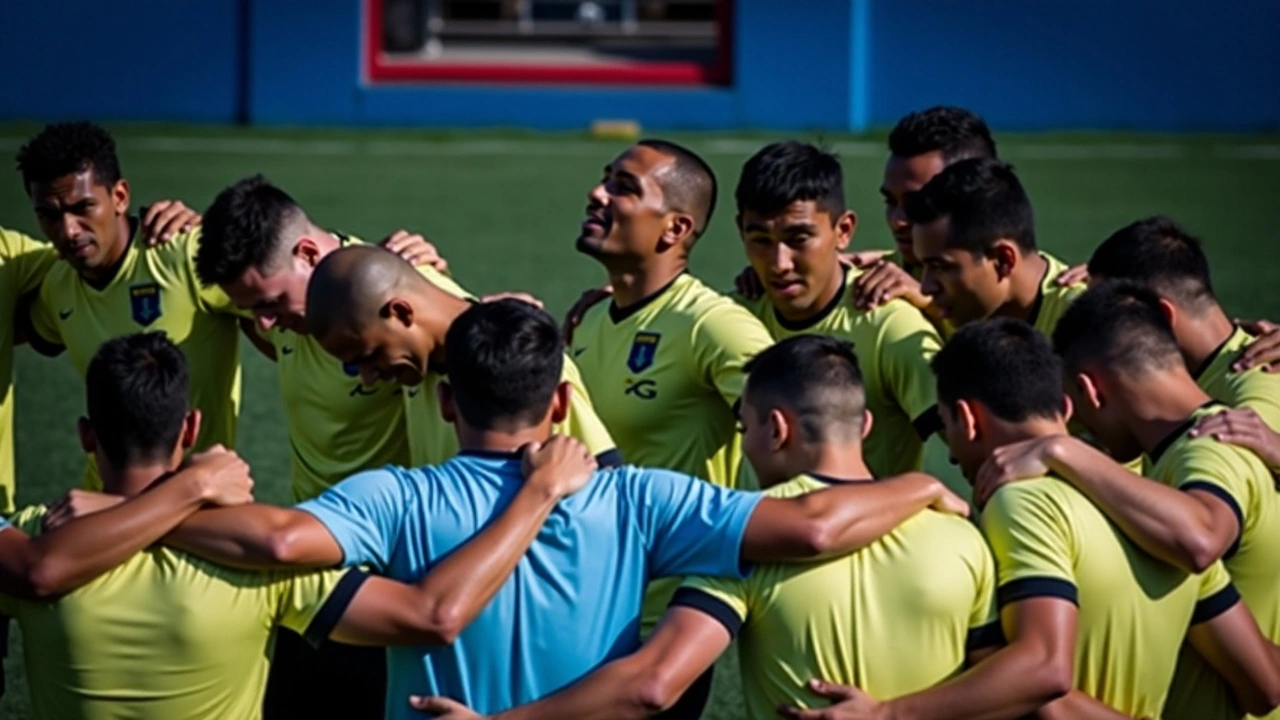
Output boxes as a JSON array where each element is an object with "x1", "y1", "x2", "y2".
[{"x1": 0, "y1": 107, "x2": 1279, "y2": 720}]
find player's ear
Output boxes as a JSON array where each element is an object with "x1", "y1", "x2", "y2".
[
  {"x1": 859, "y1": 409, "x2": 874, "y2": 440},
  {"x1": 768, "y1": 408, "x2": 789, "y2": 451},
  {"x1": 834, "y1": 210, "x2": 857, "y2": 252},
  {"x1": 437, "y1": 382, "x2": 458, "y2": 424},
  {"x1": 1061, "y1": 394, "x2": 1075, "y2": 424},
  {"x1": 180, "y1": 410, "x2": 202, "y2": 450},
  {"x1": 111, "y1": 178, "x2": 130, "y2": 215},
  {"x1": 1076, "y1": 373, "x2": 1104, "y2": 410},
  {"x1": 661, "y1": 213, "x2": 695, "y2": 251},
  {"x1": 385, "y1": 298, "x2": 414, "y2": 328},
  {"x1": 988, "y1": 241, "x2": 1018, "y2": 279},
  {"x1": 77, "y1": 416, "x2": 96, "y2": 455},
  {"x1": 955, "y1": 400, "x2": 980, "y2": 442},
  {"x1": 294, "y1": 238, "x2": 323, "y2": 268},
  {"x1": 549, "y1": 381, "x2": 572, "y2": 424},
  {"x1": 1156, "y1": 297, "x2": 1178, "y2": 328}
]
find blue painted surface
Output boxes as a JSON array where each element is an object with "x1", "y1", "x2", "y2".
[{"x1": 3, "y1": 0, "x2": 1277, "y2": 131}]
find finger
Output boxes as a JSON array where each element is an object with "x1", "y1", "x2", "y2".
[
  {"x1": 807, "y1": 679, "x2": 857, "y2": 701},
  {"x1": 408, "y1": 695, "x2": 463, "y2": 712},
  {"x1": 777, "y1": 706, "x2": 825, "y2": 720},
  {"x1": 382, "y1": 230, "x2": 411, "y2": 251}
]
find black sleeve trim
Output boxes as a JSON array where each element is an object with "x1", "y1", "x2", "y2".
[
  {"x1": 1182, "y1": 481, "x2": 1244, "y2": 559},
  {"x1": 302, "y1": 569, "x2": 370, "y2": 648},
  {"x1": 965, "y1": 620, "x2": 1005, "y2": 651},
  {"x1": 594, "y1": 448, "x2": 624, "y2": 468},
  {"x1": 669, "y1": 587, "x2": 743, "y2": 638},
  {"x1": 17, "y1": 292, "x2": 64, "y2": 358},
  {"x1": 1192, "y1": 584, "x2": 1242, "y2": 625},
  {"x1": 912, "y1": 406, "x2": 943, "y2": 440},
  {"x1": 997, "y1": 577, "x2": 1078, "y2": 609}
]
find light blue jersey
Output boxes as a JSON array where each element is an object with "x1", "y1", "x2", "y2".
[{"x1": 297, "y1": 449, "x2": 762, "y2": 718}]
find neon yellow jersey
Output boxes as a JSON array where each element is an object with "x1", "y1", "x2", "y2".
[
  {"x1": 680, "y1": 474, "x2": 998, "y2": 719},
  {"x1": 735, "y1": 266, "x2": 943, "y2": 477},
  {"x1": 571, "y1": 273, "x2": 775, "y2": 633},
  {"x1": 1150, "y1": 404, "x2": 1280, "y2": 720},
  {"x1": 28, "y1": 227, "x2": 242, "y2": 489},
  {"x1": 1194, "y1": 326, "x2": 1280, "y2": 433},
  {"x1": 983, "y1": 475, "x2": 1237, "y2": 718},
  {"x1": 1027, "y1": 252, "x2": 1086, "y2": 337},
  {"x1": 0, "y1": 228, "x2": 56, "y2": 513},
  {"x1": 407, "y1": 353, "x2": 618, "y2": 467},
  {"x1": 0, "y1": 505, "x2": 360, "y2": 720}
]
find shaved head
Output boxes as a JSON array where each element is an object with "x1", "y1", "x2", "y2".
[
  {"x1": 306, "y1": 245, "x2": 423, "y2": 339},
  {"x1": 638, "y1": 139, "x2": 717, "y2": 242}
]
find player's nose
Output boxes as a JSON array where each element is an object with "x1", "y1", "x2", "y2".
[
  {"x1": 919, "y1": 271, "x2": 941, "y2": 297},
  {"x1": 587, "y1": 182, "x2": 609, "y2": 206}
]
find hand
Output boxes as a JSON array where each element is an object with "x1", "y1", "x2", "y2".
[
  {"x1": 185, "y1": 445, "x2": 255, "y2": 507},
  {"x1": 408, "y1": 695, "x2": 483, "y2": 718},
  {"x1": 839, "y1": 250, "x2": 894, "y2": 269},
  {"x1": 778, "y1": 679, "x2": 884, "y2": 720},
  {"x1": 1190, "y1": 408, "x2": 1280, "y2": 473},
  {"x1": 481, "y1": 292, "x2": 544, "y2": 310},
  {"x1": 734, "y1": 265, "x2": 765, "y2": 300},
  {"x1": 380, "y1": 230, "x2": 449, "y2": 272},
  {"x1": 139, "y1": 199, "x2": 202, "y2": 246},
  {"x1": 1232, "y1": 319, "x2": 1280, "y2": 373},
  {"x1": 42, "y1": 490, "x2": 125, "y2": 532},
  {"x1": 1055, "y1": 263, "x2": 1089, "y2": 286},
  {"x1": 973, "y1": 435, "x2": 1065, "y2": 509},
  {"x1": 562, "y1": 285, "x2": 611, "y2": 344},
  {"x1": 930, "y1": 485, "x2": 971, "y2": 519},
  {"x1": 521, "y1": 436, "x2": 597, "y2": 498},
  {"x1": 851, "y1": 259, "x2": 928, "y2": 311}
]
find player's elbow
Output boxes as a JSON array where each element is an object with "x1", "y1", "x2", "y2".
[
  {"x1": 1179, "y1": 531, "x2": 1228, "y2": 574},
  {"x1": 420, "y1": 604, "x2": 465, "y2": 646},
  {"x1": 1020, "y1": 642, "x2": 1073, "y2": 705},
  {"x1": 265, "y1": 527, "x2": 312, "y2": 565},
  {"x1": 1237, "y1": 665, "x2": 1280, "y2": 715},
  {"x1": 25, "y1": 555, "x2": 72, "y2": 600},
  {"x1": 629, "y1": 667, "x2": 685, "y2": 715}
]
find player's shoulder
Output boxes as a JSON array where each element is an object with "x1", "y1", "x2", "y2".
[
  {"x1": 1166, "y1": 428, "x2": 1269, "y2": 481},
  {"x1": 415, "y1": 264, "x2": 474, "y2": 301},
  {"x1": 0, "y1": 226, "x2": 45, "y2": 258},
  {"x1": 984, "y1": 476, "x2": 1076, "y2": 526}
]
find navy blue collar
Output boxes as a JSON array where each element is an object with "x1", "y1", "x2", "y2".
[
  {"x1": 608, "y1": 273, "x2": 684, "y2": 324},
  {"x1": 807, "y1": 472, "x2": 873, "y2": 485},
  {"x1": 458, "y1": 448, "x2": 523, "y2": 460},
  {"x1": 773, "y1": 271, "x2": 848, "y2": 331}
]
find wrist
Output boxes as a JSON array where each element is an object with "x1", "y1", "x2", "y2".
[
  {"x1": 521, "y1": 472, "x2": 567, "y2": 503},
  {"x1": 178, "y1": 466, "x2": 217, "y2": 505}
]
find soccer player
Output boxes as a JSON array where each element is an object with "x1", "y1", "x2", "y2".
[
  {"x1": 2, "y1": 331, "x2": 605, "y2": 720},
  {"x1": 1085, "y1": 216, "x2": 1280, "y2": 455},
  {"x1": 778, "y1": 318, "x2": 1280, "y2": 720},
  {"x1": 977, "y1": 283, "x2": 1280, "y2": 720},
  {"x1": 154, "y1": 300, "x2": 966, "y2": 719},
  {"x1": 304, "y1": 244, "x2": 619, "y2": 468},
  {"x1": 729, "y1": 141, "x2": 944, "y2": 478},
  {"x1": 15, "y1": 122, "x2": 244, "y2": 489},
  {"x1": 905, "y1": 157, "x2": 1084, "y2": 335},
  {"x1": 412, "y1": 334, "x2": 1001, "y2": 720}
]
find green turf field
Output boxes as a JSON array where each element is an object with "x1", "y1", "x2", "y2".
[{"x1": 1, "y1": 124, "x2": 1278, "y2": 718}]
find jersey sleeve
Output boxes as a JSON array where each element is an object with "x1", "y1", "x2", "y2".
[
  {"x1": 1172, "y1": 442, "x2": 1252, "y2": 556},
  {"x1": 875, "y1": 304, "x2": 945, "y2": 436},
  {"x1": 1190, "y1": 560, "x2": 1241, "y2": 625},
  {"x1": 558, "y1": 356, "x2": 620, "y2": 465},
  {"x1": 1, "y1": 228, "x2": 57, "y2": 296},
  {"x1": 276, "y1": 568, "x2": 370, "y2": 647},
  {"x1": 689, "y1": 303, "x2": 774, "y2": 408},
  {"x1": 966, "y1": 531, "x2": 1003, "y2": 651},
  {"x1": 628, "y1": 468, "x2": 763, "y2": 580},
  {"x1": 415, "y1": 265, "x2": 475, "y2": 301},
  {"x1": 670, "y1": 573, "x2": 752, "y2": 638},
  {"x1": 28, "y1": 280, "x2": 63, "y2": 346},
  {"x1": 1232, "y1": 379, "x2": 1280, "y2": 437},
  {"x1": 295, "y1": 468, "x2": 410, "y2": 572},
  {"x1": 981, "y1": 484, "x2": 1079, "y2": 609}
]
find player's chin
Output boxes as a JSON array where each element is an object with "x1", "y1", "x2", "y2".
[{"x1": 574, "y1": 234, "x2": 606, "y2": 257}]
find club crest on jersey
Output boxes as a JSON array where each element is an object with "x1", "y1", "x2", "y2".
[
  {"x1": 129, "y1": 283, "x2": 162, "y2": 326},
  {"x1": 627, "y1": 332, "x2": 661, "y2": 373}
]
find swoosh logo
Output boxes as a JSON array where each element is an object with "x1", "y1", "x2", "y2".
[
  {"x1": 573, "y1": 347, "x2": 587, "y2": 358},
  {"x1": 281, "y1": 346, "x2": 294, "y2": 355},
  {"x1": 58, "y1": 309, "x2": 74, "y2": 320}
]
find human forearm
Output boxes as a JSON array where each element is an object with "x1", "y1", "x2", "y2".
[
  {"x1": 1035, "y1": 692, "x2": 1135, "y2": 720},
  {"x1": 489, "y1": 655, "x2": 667, "y2": 720},
  {"x1": 1046, "y1": 437, "x2": 1225, "y2": 571},
  {"x1": 166, "y1": 505, "x2": 341, "y2": 570},
  {"x1": 743, "y1": 473, "x2": 953, "y2": 561},
  {"x1": 882, "y1": 640, "x2": 1070, "y2": 720}
]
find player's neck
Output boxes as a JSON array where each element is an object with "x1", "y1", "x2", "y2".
[
  {"x1": 419, "y1": 287, "x2": 470, "y2": 361},
  {"x1": 996, "y1": 251, "x2": 1048, "y2": 323},
  {"x1": 803, "y1": 442, "x2": 874, "y2": 483},
  {"x1": 101, "y1": 462, "x2": 179, "y2": 498},
  {"x1": 1176, "y1": 304, "x2": 1236, "y2": 375},
  {"x1": 82, "y1": 215, "x2": 136, "y2": 289},
  {"x1": 608, "y1": 260, "x2": 686, "y2": 309},
  {"x1": 992, "y1": 416, "x2": 1069, "y2": 449},
  {"x1": 454, "y1": 425, "x2": 551, "y2": 457},
  {"x1": 774, "y1": 263, "x2": 845, "y2": 323},
  {"x1": 1117, "y1": 371, "x2": 1214, "y2": 454}
]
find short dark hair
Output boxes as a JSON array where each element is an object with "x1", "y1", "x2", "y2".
[
  {"x1": 735, "y1": 141, "x2": 845, "y2": 219},
  {"x1": 85, "y1": 333, "x2": 189, "y2": 467},
  {"x1": 932, "y1": 318, "x2": 1063, "y2": 423},
  {"x1": 16, "y1": 122, "x2": 122, "y2": 192},
  {"x1": 638, "y1": 139, "x2": 718, "y2": 241},
  {"x1": 905, "y1": 158, "x2": 1036, "y2": 254},
  {"x1": 1088, "y1": 216, "x2": 1216, "y2": 311},
  {"x1": 744, "y1": 335, "x2": 864, "y2": 443},
  {"x1": 888, "y1": 106, "x2": 997, "y2": 163},
  {"x1": 444, "y1": 299, "x2": 565, "y2": 431},
  {"x1": 1053, "y1": 281, "x2": 1182, "y2": 376},
  {"x1": 196, "y1": 175, "x2": 305, "y2": 286}
]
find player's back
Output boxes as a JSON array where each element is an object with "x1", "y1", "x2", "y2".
[
  {"x1": 296, "y1": 452, "x2": 759, "y2": 718},
  {"x1": 0, "y1": 506, "x2": 349, "y2": 720},
  {"x1": 682, "y1": 475, "x2": 997, "y2": 719},
  {"x1": 1152, "y1": 405, "x2": 1280, "y2": 720},
  {"x1": 983, "y1": 475, "x2": 1224, "y2": 718},
  {"x1": 570, "y1": 272, "x2": 773, "y2": 487},
  {"x1": 1194, "y1": 326, "x2": 1280, "y2": 431}
]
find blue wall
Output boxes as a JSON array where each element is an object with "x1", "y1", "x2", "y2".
[{"x1": 3, "y1": 0, "x2": 1278, "y2": 131}]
